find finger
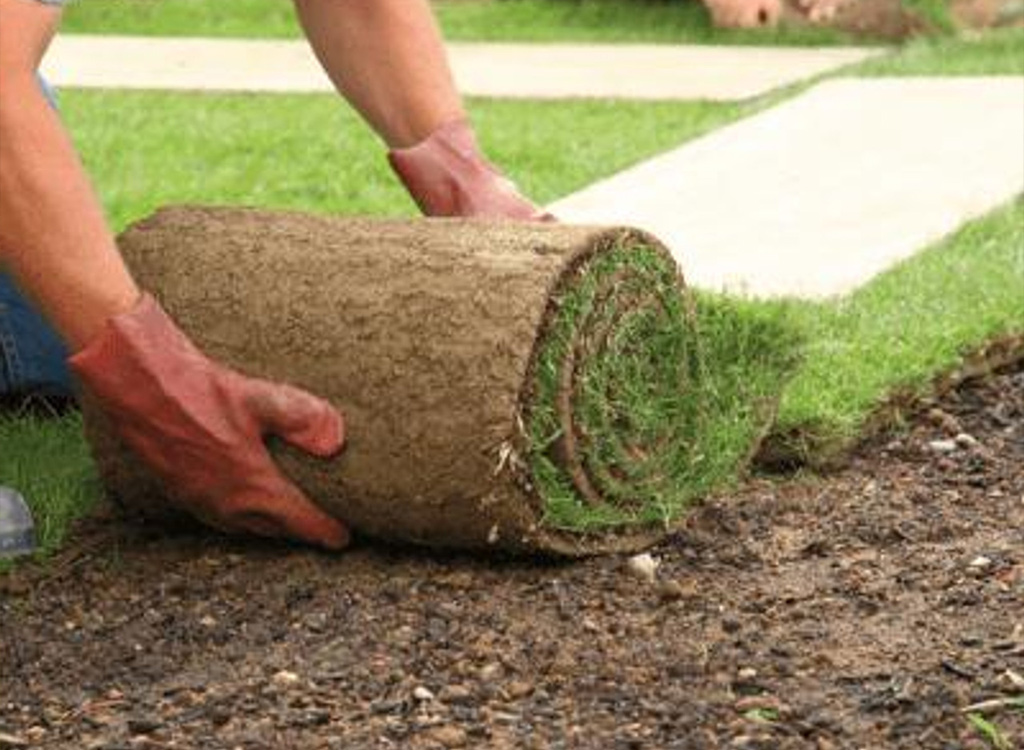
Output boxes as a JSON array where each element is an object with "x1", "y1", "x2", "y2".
[
  {"x1": 225, "y1": 483, "x2": 351, "y2": 550},
  {"x1": 762, "y1": 0, "x2": 782, "y2": 24},
  {"x1": 245, "y1": 378, "x2": 345, "y2": 457}
]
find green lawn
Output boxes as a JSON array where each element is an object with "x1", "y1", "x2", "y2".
[
  {"x1": 61, "y1": 0, "x2": 850, "y2": 45},
  {"x1": 2, "y1": 30, "x2": 1023, "y2": 558},
  {"x1": 64, "y1": 92, "x2": 748, "y2": 231},
  {"x1": 770, "y1": 199, "x2": 1024, "y2": 465}
]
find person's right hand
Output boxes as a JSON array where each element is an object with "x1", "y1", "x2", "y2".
[
  {"x1": 70, "y1": 293, "x2": 349, "y2": 549},
  {"x1": 703, "y1": 0, "x2": 782, "y2": 28}
]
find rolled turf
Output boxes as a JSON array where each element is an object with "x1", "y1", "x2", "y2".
[{"x1": 81, "y1": 206, "x2": 797, "y2": 555}]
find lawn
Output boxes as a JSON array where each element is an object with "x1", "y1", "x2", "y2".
[
  {"x1": 2, "y1": 30, "x2": 1022, "y2": 558},
  {"x1": 770, "y1": 199, "x2": 1024, "y2": 465},
  {"x1": 61, "y1": 0, "x2": 850, "y2": 45}
]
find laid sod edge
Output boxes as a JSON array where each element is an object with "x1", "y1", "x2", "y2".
[
  {"x1": 523, "y1": 240, "x2": 801, "y2": 535},
  {"x1": 760, "y1": 197, "x2": 1024, "y2": 468},
  {"x1": 759, "y1": 332, "x2": 1024, "y2": 468}
]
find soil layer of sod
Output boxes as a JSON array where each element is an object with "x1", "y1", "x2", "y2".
[
  {"x1": 3, "y1": 360, "x2": 1021, "y2": 749},
  {"x1": 80, "y1": 206, "x2": 796, "y2": 556}
]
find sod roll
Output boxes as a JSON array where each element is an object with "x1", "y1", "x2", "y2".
[{"x1": 83, "y1": 206, "x2": 720, "y2": 556}]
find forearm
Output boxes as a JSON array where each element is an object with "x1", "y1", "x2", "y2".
[
  {"x1": 293, "y1": 0, "x2": 463, "y2": 148},
  {"x1": 0, "y1": 74, "x2": 138, "y2": 350}
]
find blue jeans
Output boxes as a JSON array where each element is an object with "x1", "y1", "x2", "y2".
[{"x1": 0, "y1": 74, "x2": 74, "y2": 400}]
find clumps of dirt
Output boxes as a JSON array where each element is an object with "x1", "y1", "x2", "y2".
[
  {"x1": 781, "y1": 0, "x2": 1024, "y2": 39},
  {"x1": 3, "y1": 362, "x2": 1020, "y2": 749}
]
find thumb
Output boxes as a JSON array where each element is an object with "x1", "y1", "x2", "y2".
[{"x1": 244, "y1": 378, "x2": 345, "y2": 457}]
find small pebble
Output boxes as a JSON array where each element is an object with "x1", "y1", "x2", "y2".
[
  {"x1": 1001, "y1": 669, "x2": 1024, "y2": 690},
  {"x1": 928, "y1": 439, "x2": 958, "y2": 453},
  {"x1": 429, "y1": 725, "x2": 468, "y2": 748},
  {"x1": 413, "y1": 686, "x2": 435, "y2": 702},
  {"x1": 439, "y1": 684, "x2": 473, "y2": 704},
  {"x1": 271, "y1": 670, "x2": 300, "y2": 686},
  {"x1": 737, "y1": 667, "x2": 758, "y2": 681},
  {"x1": 968, "y1": 555, "x2": 993, "y2": 569},
  {"x1": 479, "y1": 663, "x2": 502, "y2": 682},
  {"x1": 626, "y1": 553, "x2": 659, "y2": 584},
  {"x1": 954, "y1": 432, "x2": 979, "y2": 448},
  {"x1": 506, "y1": 680, "x2": 533, "y2": 700}
]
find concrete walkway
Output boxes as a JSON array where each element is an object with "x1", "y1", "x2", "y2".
[
  {"x1": 550, "y1": 77, "x2": 1024, "y2": 298},
  {"x1": 40, "y1": 36, "x2": 1022, "y2": 299},
  {"x1": 41, "y1": 34, "x2": 881, "y2": 102}
]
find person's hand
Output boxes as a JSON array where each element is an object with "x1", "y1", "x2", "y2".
[
  {"x1": 70, "y1": 294, "x2": 348, "y2": 549},
  {"x1": 703, "y1": 0, "x2": 782, "y2": 27},
  {"x1": 388, "y1": 119, "x2": 554, "y2": 221}
]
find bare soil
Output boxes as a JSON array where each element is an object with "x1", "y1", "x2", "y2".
[{"x1": 2, "y1": 363, "x2": 1022, "y2": 750}]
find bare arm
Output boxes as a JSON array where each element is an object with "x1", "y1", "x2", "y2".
[
  {"x1": 293, "y1": 0, "x2": 548, "y2": 219},
  {"x1": 292, "y1": 0, "x2": 463, "y2": 149},
  {"x1": 0, "y1": 0, "x2": 138, "y2": 350}
]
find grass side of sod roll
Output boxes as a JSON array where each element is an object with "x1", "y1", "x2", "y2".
[{"x1": 529, "y1": 242, "x2": 800, "y2": 532}]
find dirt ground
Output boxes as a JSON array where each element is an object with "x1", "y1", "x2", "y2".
[{"x1": 2, "y1": 363, "x2": 1022, "y2": 750}]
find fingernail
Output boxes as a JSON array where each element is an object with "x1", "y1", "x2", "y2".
[
  {"x1": 319, "y1": 520, "x2": 350, "y2": 551},
  {"x1": 311, "y1": 408, "x2": 346, "y2": 457}
]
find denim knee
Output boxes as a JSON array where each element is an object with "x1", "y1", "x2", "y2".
[{"x1": 0, "y1": 275, "x2": 74, "y2": 399}]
